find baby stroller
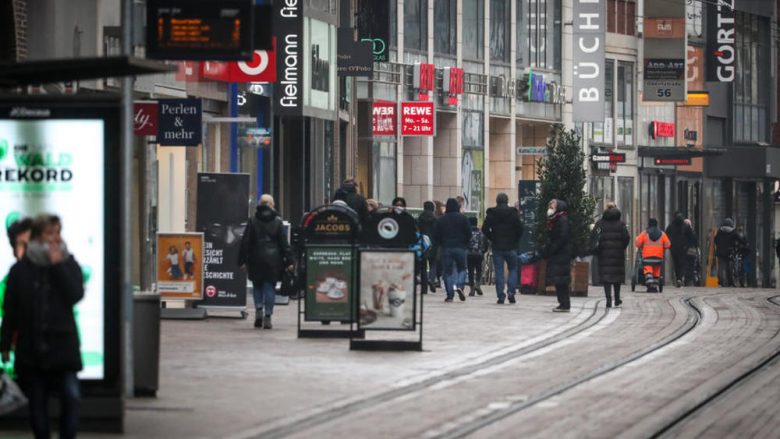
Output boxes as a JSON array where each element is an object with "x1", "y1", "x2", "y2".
[{"x1": 630, "y1": 253, "x2": 665, "y2": 293}]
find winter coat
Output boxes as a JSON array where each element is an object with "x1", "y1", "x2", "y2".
[
  {"x1": 543, "y1": 199, "x2": 573, "y2": 285},
  {"x1": 0, "y1": 253, "x2": 84, "y2": 373},
  {"x1": 665, "y1": 217, "x2": 695, "y2": 257},
  {"x1": 417, "y1": 209, "x2": 437, "y2": 239},
  {"x1": 340, "y1": 181, "x2": 369, "y2": 224},
  {"x1": 482, "y1": 204, "x2": 523, "y2": 252},
  {"x1": 434, "y1": 199, "x2": 471, "y2": 249},
  {"x1": 238, "y1": 205, "x2": 295, "y2": 284},
  {"x1": 714, "y1": 225, "x2": 739, "y2": 259},
  {"x1": 593, "y1": 208, "x2": 630, "y2": 284}
]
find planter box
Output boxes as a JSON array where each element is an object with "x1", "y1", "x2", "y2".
[{"x1": 536, "y1": 259, "x2": 590, "y2": 296}]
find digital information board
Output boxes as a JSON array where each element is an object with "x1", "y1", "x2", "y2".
[
  {"x1": 146, "y1": 0, "x2": 255, "y2": 61},
  {"x1": 0, "y1": 98, "x2": 120, "y2": 390}
]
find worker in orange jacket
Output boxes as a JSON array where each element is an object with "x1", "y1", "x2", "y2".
[{"x1": 635, "y1": 218, "x2": 671, "y2": 292}]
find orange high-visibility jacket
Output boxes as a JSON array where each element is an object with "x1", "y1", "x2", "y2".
[{"x1": 635, "y1": 230, "x2": 671, "y2": 261}]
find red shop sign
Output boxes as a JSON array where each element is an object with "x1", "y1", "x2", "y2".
[
  {"x1": 202, "y1": 41, "x2": 277, "y2": 83},
  {"x1": 133, "y1": 102, "x2": 158, "y2": 136},
  {"x1": 401, "y1": 101, "x2": 435, "y2": 137},
  {"x1": 413, "y1": 63, "x2": 435, "y2": 100},
  {"x1": 651, "y1": 121, "x2": 675, "y2": 139},
  {"x1": 444, "y1": 67, "x2": 464, "y2": 105},
  {"x1": 372, "y1": 101, "x2": 397, "y2": 137}
]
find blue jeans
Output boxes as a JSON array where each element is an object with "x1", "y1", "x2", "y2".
[
  {"x1": 19, "y1": 370, "x2": 80, "y2": 439},
  {"x1": 441, "y1": 247, "x2": 467, "y2": 298},
  {"x1": 252, "y1": 281, "x2": 276, "y2": 316},
  {"x1": 493, "y1": 249, "x2": 519, "y2": 299}
]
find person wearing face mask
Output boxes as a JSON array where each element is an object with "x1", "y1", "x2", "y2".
[
  {"x1": 1, "y1": 214, "x2": 84, "y2": 439},
  {"x1": 541, "y1": 199, "x2": 573, "y2": 312}
]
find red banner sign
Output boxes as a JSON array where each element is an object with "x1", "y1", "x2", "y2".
[
  {"x1": 401, "y1": 101, "x2": 435, "y2": 137},
  {"x1": 202, "y1": 46, "x2": 277, "y2": 83},
  {"x1": 133, "y1": 102, "x2": 158, "y2": 136},
  {"x1": 651, "y1": 121, "x2": 675, "y2": 139},
  {"x1": 444, "y1": 67, "x2": 464, "y2": 105},
  {"x1": 413, "y1": 63, "x2": 435, "y2": 100},
  {"x1": 655, "y1": 158, "x2": 691, "y2": 166},
  {"x1": 372, "y1": 101, "x2": 397, "y2": 137}
]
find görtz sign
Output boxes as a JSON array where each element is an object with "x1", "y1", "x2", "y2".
[{"x1": 158, "y1": 99, "x2": 202, "y2": 146}]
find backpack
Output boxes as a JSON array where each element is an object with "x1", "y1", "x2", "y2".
[{"x1": 468, "y1": 229, "x2": 484, "y2": 255}]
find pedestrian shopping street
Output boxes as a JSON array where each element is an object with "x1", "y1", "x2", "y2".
[{"x1": 9, "y1": 286, "x2": 771, "y2": 439}]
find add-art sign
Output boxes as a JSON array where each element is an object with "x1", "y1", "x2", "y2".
[
  {"x1": 400, "y1": 101, "x2": 435, "y2": 137},
  {"x1": 643, "y1": 0, "x2": 687, "y2": 101},
  {"x1": 273, "y1": 0, "x2": 303, "y2": 116},
  {"x1": 372, "y1": 101, "x2": 397, "y2": 137},
  {"x1": 158, "y1": 99, "x2": 202, "y2": 146},
  {"x1": 572, "y1": 0, "x2": 606, "y2": 122}
]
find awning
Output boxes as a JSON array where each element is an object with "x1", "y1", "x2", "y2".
[
  {"x1": 706, "y1": 145, "x2": 780, "y2": 179},
  {"x1": 637, "y1": 146, "x2": 727, "y2": 158},
  {"x1": 0, "y1": 56, "x2": 176, "y2": 87}
]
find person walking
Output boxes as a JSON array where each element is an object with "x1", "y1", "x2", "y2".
[
  {"x1": 635, "y1": 218, "x2": 671, "y2": 292},
  {"x1": 1, "y1": 214, "x2": 84, "y2": 439},
  {"x1": 417, "y1": 201, "x2": 438, "y2": 294},
  {"x1": 592, "y1": 202, "x2": 630, "y2": 308},
  {"x1": 434, "y1": 198, "x2": 470, "y2": 302},
  {"x1": 714, "y1": 218, "x2": 739, "y2": 287},
  {"x1": 482, "y1": 193, "x2": 524, "y2": 304},
  {"x1": 467, "y1": 216, "x2": 487, "y2": 296},
  {"x1": 239, "y1": 194, "x2": 295, "y2": 329},
  {"x1": 665, "y1": 212, "x2": 696, "y2": 287},
  {"x1": 683, "y1": 218, "x2": 700, "y2": 285},
  {"x1": 339, "y1": 178, "x2": 369, "y2": 223},
  {"x1": 542, "y1": 199, "x2": 573, "y2": 312}
]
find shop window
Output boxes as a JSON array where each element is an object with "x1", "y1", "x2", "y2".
[
  {"x1": 463, "y1": 0, "x2": 484, "y2": 60},
  {"x1": 434, "y1": 0, "x2": 456, "y2": 56},
  {"x1": 591, "y1": 60, "x2": 634, "y2": 149},
  {"x1": 404, "y1": 0, "x2": 427, "y2": 52},
  {"x1": 733, "y1": 12, "x2": 768, "y2": 144},
  {"x1": 607, "y1": 0, "x2": 635, "y2": 36},
  {"x1": 489, "y1": 0, "x2": 510, "y2": 63}
]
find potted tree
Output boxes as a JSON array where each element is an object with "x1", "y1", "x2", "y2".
[{"x1": 533, "y1": 125, "x2": 596, "y2": 296}]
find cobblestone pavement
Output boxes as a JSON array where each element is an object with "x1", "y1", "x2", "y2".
[{"x1": 6, "y1": 286, "x2": 780, "y2": 438}]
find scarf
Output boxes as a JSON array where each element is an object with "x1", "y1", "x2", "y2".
[{"x1": 546, "y1": 211, "x2": 567, "y2": 230}]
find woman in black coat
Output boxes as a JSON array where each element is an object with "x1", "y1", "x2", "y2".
[
  {"x1": 543, "y1": 199, "x2": 573, "y2": 312},
  {"x1": 593, "y1": 204, "x2": 630, "y2": 308},
  {"x1": 239, "y1": 195, "x2": 295, "y2": 329}
]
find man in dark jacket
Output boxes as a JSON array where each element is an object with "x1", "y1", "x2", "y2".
[
  {"x1": 482, "y1": 193, "x2": 523, "y2": 304},
  {"x1": 593, "y1": 203, "x2": 630, "y2": 307},
  {"x1": 434, "y1": 198, "x2": 471, "y2": 302},
  {"x1": 543, "y1": 199, "x2": 573, "y2": 312},
  {"x1": 340, "y1": 179, "x2": 369, "y2": 224},
  {"x1": 1, "y1": 214, "x2": 84, "y2": 439},
  {"x1": 417, "y1": 201, "x2": 438, "y2": 294},
  {"x1": 239, "y1": 195, "x2": 295, "y2": 329},
  {"x1": 665, "y1": 212, "x2": 696, "y2": 287},
  {"x1": 714, "y1": 218, "x2": 739, "y2": 287}
]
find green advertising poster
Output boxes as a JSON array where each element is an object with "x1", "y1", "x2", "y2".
[{"x1": 305, "y1": 245, "x2": 353, "y2": 321}]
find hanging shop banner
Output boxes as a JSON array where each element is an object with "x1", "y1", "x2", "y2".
[
  {"x1": 305, "y1": 245, "x2": 354, "y2": 321},
  {"x1": 651, "y1": 121, "x2": 676, "y2": 139},
  {"x1": 158, "y1": 99, "x2": 202, "y2": 146},
  {"x1": 643, "y1": 0, "x2": 687, "y2": 101},
  {"x1": 337, "y1": 28, "x2": 373, "y2": 77},
  {"x1": 0, "y1": 97, "x2": 122, "y2": 385},
  {"x1": 517, "y1": 180, "x2": 540, "y2": 253},
  {"x1": 572, "y1": 0, "x2": 606, "y2": 122},
  {"x1": 706, "y1": 0, "x2": 735, "y2": 82},
  {"x1": 400, "y1": 101, "x2": 435, "y2": 136},
  {"x1": 133, "y1": 101, "x2": 158, "y2": 136},
  {"x1": 195, "y1": 173, "x2": 250, "y2": 308},
  {"x1": 372, "y1": 101, "x2": 397, "y2": 137},
  {"x1": 202, "y1": 42, "x2": 277, "y2": 83},
  {"x1": 273, "y1": 0, "x2": 303, "y2": 116},
  {"x1": 357, "y1": 0, "x2": 390, "y2": 62},
  {"x1": 156, "y1": 232, "x2": 204, "y2": 300},
  {"x1": 358, "y1": 250, "x2": 416, "y2": 331}
]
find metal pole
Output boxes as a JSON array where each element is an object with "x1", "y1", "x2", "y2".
[{"x1": 121, "y1": 0, "x2": 135, "y2": 397}]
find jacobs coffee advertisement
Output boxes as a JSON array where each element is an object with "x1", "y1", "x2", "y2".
[
  {"x1": 305, "y1": 245, "x2": 353, "y2": 321},
  {"x1": 195, "y1": 173, "x2": 249, "y2": 308}
]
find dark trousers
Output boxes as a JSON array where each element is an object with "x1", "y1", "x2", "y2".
[
  {"x1": 603, "y1": 283, "x2": 621, "y2": 305},
  {"x1": 555, "y1": 283, "x2": 570, "y2": 309},
  {"x1": 467, "y1": 254, "x2": 483, "y2": 286},
  {"x1": 418, "y1": 256, "x2": 429, "y2": 293},
  {"x1": 19, "y1": 370, "x2": 80, "y2": 439},
  {"x1": 671, "y1": 253, "x2": 687, "y2": 283},
  {"x1": 717, "y1": 256, "x2": 733, "y2": 287}
]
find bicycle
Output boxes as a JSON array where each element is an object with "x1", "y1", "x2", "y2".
[{"x1": 729, "y1": 247, "x2": 748, "y2": 287}]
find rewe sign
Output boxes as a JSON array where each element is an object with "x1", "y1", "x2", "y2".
[
  {"x1": 372, "y1": 101, "x2": 397, "y2": 137},
  {"x1": 400, "y1": 101, "x2": 435, "y2": 137}
]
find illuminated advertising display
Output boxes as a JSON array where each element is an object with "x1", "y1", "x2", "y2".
[{"x1": 0, "y1": 98, "x2": 120, "y2": 386}]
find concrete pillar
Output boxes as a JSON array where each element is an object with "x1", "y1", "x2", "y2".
[{"x1": 489, "y1": 118, "x2": 514, "y2": 205}]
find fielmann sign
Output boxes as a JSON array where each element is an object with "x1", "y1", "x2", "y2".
[{"x1": 572, "y1": 0, "x2": 606, "y2": 123}]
